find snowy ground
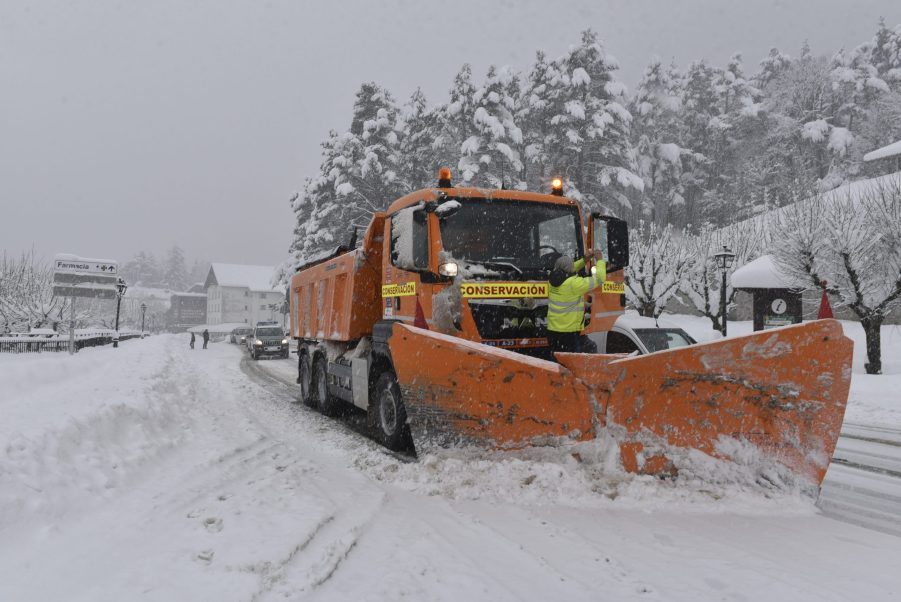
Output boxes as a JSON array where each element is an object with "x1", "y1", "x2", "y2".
[{"x1": 2, "y1": 333, "x2": 901, "y2": 601}]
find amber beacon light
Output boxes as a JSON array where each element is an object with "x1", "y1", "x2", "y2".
[
  {"x1": 551, "y1": 177, "x2": 564, "y2": 196},
  {"x1": 438, "y1": 167, "x2": 453, "y2": 188}
]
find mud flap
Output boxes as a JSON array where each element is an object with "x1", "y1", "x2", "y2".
[
  {"x1": 559, "y1": 320, "x2": 852, "y2": 485},
  {"x1": 388, "y1": 324, "x2": 595, "y2": 453}
]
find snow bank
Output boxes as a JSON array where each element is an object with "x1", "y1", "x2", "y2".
[
  {"x1": 357, "y1": 436, "x2": 817, "y2": 516},
  {"x1": 0, "y1": 338, "x2": 188, "y2": 528}
]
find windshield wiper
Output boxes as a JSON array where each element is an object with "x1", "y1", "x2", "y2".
[{"x1": 464, "y1": 259, "x2": 523, "y2": 275}]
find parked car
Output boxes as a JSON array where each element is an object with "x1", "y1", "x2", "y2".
[
  {"x1": 230, "y1": 327, "x2": 252, "y2": 344},
  {"x1": 587, "y1": 313, "x2": 696, "y2": 355},
  {"x1": 247, "y1": 323, "x2": 289, "y2": 360}
]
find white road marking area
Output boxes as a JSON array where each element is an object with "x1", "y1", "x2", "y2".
[{"x1": 2, "y1": 335, "x2": 901, "y2": 601}]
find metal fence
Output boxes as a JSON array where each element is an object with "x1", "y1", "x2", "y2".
[{"x1": 0, "y1": 333, "x2": 143, "y2": 354}]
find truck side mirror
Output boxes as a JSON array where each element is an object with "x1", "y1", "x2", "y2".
[{"x1": 592, "y1": 214, "x2": 629, "y2": 272}]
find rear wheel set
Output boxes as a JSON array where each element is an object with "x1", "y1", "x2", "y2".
[
  {"x1": 311, "y1": 355, "x2": 341, "y2": 416},
  {"x1": 370, "y1": 371, "x2": 411, "y2": 451},
  {"x1": 297, "y1": 352, "x2": 313, "y2": 406}
]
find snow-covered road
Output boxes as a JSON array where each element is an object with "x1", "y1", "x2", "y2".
[
  {"x1": 819, "y1": 424, "x2": 901, "y2": 537},
  {"x1": 3, "y1": 336, "x2": 901, "y2": 601}
]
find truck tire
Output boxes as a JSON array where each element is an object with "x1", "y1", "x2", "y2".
[
  {"x1": 298, "y1": 352, "x2": 313, "y2": 406},
  {"x1": 371, "y1": 371, "x2": 410, "y2": 451},
  {"x1": 312, "y1": 355, "x2": 340, "y2": 416}
]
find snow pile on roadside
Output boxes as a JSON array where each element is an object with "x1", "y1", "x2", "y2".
[
  {"x1": 0, "y1": 339, "x2": 192, "y2": 528},
  {"x1": 356, "y1": 435, "x2": 817, "y2": 516}
]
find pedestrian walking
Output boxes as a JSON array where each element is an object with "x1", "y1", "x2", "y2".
[
  {"x1": 190, "y1": 331, "x2": 195, "y2": 349},
  {"x1": 202, "y1": 329, "x2": 209, "y2": 349}
]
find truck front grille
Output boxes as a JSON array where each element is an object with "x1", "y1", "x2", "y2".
[{"x1": 468, "y1": 300, "x2": 549, "y2": 340}]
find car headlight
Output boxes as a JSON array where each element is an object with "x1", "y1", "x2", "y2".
[
  {"x1": 254, "y1": 339, "x2": 262, "y2": 345},
  {"x1": 281, "y1": 338, "x2": 288, "y2": 345}
]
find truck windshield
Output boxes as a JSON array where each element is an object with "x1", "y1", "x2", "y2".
[{"x1": 438, "y1": 199, "x2": 583, "y2": 279}]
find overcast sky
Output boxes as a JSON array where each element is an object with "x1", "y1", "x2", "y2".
[{"x1": 2, "y1": 0, "x2": 899, "y2": 269}]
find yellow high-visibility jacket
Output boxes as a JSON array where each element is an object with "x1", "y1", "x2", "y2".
[{"x1": 547, "y1": 258, "x2": 606, "y2": 333}]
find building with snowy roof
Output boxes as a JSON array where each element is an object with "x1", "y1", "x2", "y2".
[{"x1": 204, "y1": 263, "x2": 285, "y2": 326}]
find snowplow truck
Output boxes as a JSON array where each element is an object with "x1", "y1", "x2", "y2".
[{"x1": 289, "y1": 171, "x2": 852, "y2": 486}]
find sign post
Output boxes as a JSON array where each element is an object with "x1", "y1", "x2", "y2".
[
  {"x1": 53, "y1": 254, "x2": 120, "y2": 354},
  {"x1": 69, "y1": 297, "x2": 76, "y2": 355}
]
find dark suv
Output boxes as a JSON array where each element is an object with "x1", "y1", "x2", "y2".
[{"x1": 248, "y1": 323, "x2": 289, "y2": 360}]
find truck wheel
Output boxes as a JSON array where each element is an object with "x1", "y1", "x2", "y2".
[
  {"x1": 371, "y1": 371, "x2": 410, "y2": 451},
  {"x1": 312, "y1": 355, "x2": 339, "y2": 416},
  {"x1": 298, "y1": 352, "x2": 313, "y2": 406}
]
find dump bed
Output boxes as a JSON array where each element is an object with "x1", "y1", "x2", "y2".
[{"x1": 289, "y1": 214, "x2": 385, "y2": 342}]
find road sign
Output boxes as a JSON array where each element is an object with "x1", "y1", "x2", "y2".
[
  {"x1": 54, "y1": 257, "x2": 118, "y2": 275},
  {"x1": 51, "y1": 284, "x2": 118, "y2": 300},
  {"x1": 53, "y1": 254, "x2": 119, "y2": 300},
  {"x1": 52, "y1": 254, "x2": 121, "y2": 355}
]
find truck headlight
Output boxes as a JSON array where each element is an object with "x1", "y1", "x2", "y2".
[
  {"x1": 254, "y1": 339, "x2": 262, "y2": 346},
  {"x1": 439, "y1": 262, "x2": 458, "y2": 277},
  {"x1": 281, "y1": 338, "x2": 287, "y2": 345}
]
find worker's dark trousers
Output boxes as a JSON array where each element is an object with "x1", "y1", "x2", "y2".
[{"x1": 548, "y1": 332, "x2": 597, "y2": 355}]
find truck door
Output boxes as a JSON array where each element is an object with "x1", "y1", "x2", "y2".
[
  {"x1": 384, "y1": 205, "x2": 432, "y2": 324},
  {"x1": 586, "y1": 214, "x2": 629, "y2": 334}
]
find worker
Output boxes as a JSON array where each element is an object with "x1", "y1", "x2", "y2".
[{"x1": 547, "y1": 250, "x2": 605, "y2": 354}]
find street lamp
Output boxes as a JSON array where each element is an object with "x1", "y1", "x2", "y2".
[
  {"x1": 140, "y1": 302, "x2": 147, "y2": 338},
  {"x1": 714, "y1": 245, "x2": 736, "y2": 337},
  {"x1": 113, "y1": 278, "x2": 128, "y2": 348}
]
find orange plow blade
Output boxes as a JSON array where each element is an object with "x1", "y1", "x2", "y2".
[
  {"x1": 389, "y1": 320, "x2": 852, "y2": 486},
  {"x1": 388, "y1": 326, "x2": 596, "y2": 450}
]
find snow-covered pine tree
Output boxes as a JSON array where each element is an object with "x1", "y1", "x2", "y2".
[
  {"x1": 163, "y1": 245, "x2": 189, "y2": 291},
  {"x1": 519, "y1": 51, "x2": 560, "y2": 190},
  {"x1": 544, "y1": 30, "x2": 642, "y2": 214},
  {"x1": 458, "y1": 65, "x2": 525, "y2": 189},
  {"x1": 630, "y1": 58, "x2": 685, "y2": 224},
  {"x1": 397, "y1": 88, "x2": 443, "y2": 190},
  {"x1": 753, "y1": 48, "x2": 792, "y2": 89},
  {"x1": 708, "y1": 53, "x2": 765, "y2": 222},
  {"x1": 870, "y1": 18, "x2": 901, "y2": 90},
  {"x1": 122, "y1": 251, "x2": 162, "y2": 287},
  {"x1": 295, "y1": 130, "x2": 357, "y2": 263},
  {"x1": 677, "y1": 59, "x2": 721, "y2": 226},
  {"x1": 434, "y1": 64, "x2": 477, "y2": 174},
  {"x1": 295, "y1": 83, "x2": 404, "y2": 265}
]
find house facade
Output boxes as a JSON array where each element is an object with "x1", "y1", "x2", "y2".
[{"x1": 204, "y1": 264, "x2": 284, "y2": 326}]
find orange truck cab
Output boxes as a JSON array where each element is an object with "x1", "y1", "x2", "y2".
[{"x1": 289, "y1": 173, "x2": 629, "y2": 448}]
